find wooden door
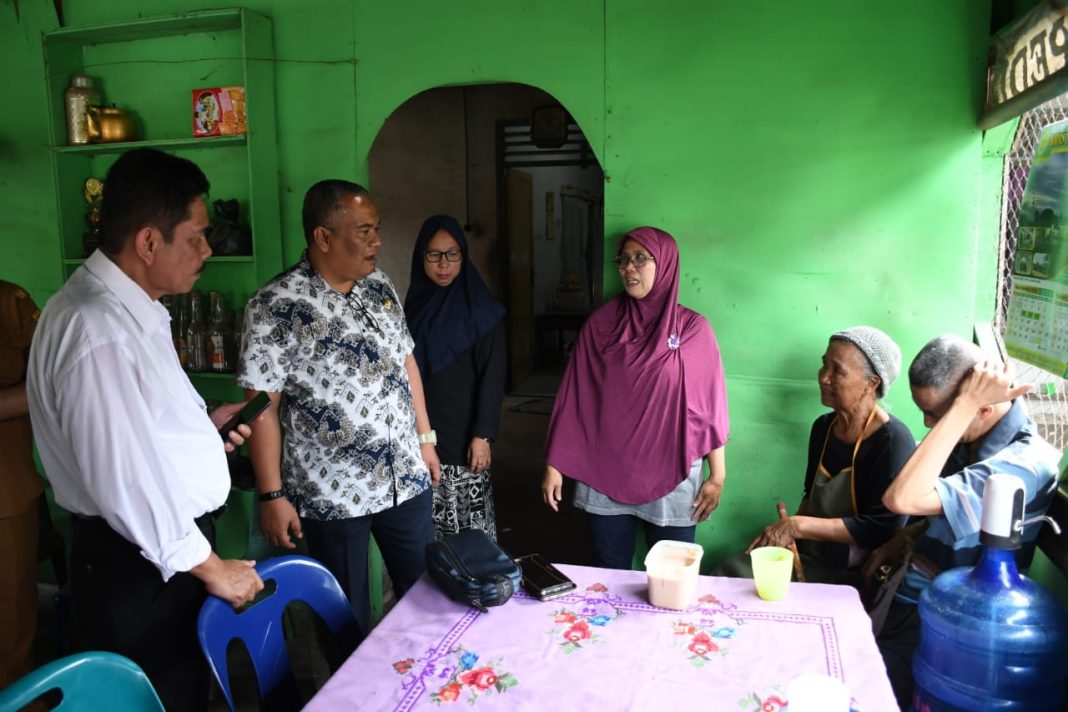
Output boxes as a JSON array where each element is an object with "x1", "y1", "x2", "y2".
[{"x1": 506, "y1": 169, "x2": 534, "y2": 388}]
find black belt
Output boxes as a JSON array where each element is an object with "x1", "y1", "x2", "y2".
[{"x1": 73, "y1": 505, "x2": 227, "y2": 523}]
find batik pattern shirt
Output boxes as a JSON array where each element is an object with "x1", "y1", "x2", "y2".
[{"x1": 237, "y1": 253, "x2": 429, "y2": 520}]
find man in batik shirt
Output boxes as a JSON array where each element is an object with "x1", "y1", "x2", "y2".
[{"x1": 238, "y1": 179, "x2": 440, "y2": 635}]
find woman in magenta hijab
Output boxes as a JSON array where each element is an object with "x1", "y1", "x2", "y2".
[{"x1": 542, "y1": 226, "x2": 729, "y2": 569}]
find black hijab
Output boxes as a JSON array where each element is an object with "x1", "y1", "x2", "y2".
[{"x1": 404, "y1": 215, "x2": 505, "y2": 376}]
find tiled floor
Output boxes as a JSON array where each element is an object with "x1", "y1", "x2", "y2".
[
  {"x1": 494, "y1": 393, "x2": 595, "y2": 567},
  {"x1": 28, "y1": 379, "x2": 594, "y2": 709}
]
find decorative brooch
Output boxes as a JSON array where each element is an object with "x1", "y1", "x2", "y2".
[{"x1": 667, "y1": 333, "x2": 680, "y2": 350}]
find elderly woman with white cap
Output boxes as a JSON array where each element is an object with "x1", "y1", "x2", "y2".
[{"x1": 726, "y1": 326, "x2": 916, "y2": 585}]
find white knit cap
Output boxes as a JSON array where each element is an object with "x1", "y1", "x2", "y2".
[{"x1": 830, "y1": 326, "x2": 901, "y2": 398}]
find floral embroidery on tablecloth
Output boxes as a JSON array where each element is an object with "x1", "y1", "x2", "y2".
[
  {"x1": 670, "y1": 593, "x2": 742, "y2": 667},
  {"x1": 738, "y1": 685, "x2": 861, "y2": 711},
  {"x1": 693, "y1": 592, "x2": 741, "y2": 616},
  {"x1": 547, "y1": 582, "x2": 624, "y2": 653},
  {"x1": 391, "y1": 646, "x2": 517, "y2": 705},
  {"x1": 671, "y1": 619, "x2": 737, "y2": 666},
  {"x1": 738, "y1": 688, "x2": 787, "y2": 711}
]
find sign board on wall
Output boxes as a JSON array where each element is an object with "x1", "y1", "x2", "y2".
[
  {"x1": 1004, "y1": 118, "x2": 1068, "y2": 374},
  {"x1": 984, "y1": 1, "x2": 1068, "y2": 128}
]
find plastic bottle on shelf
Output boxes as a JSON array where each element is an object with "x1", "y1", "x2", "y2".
[
  {"x1": 230, "y1": 307, "x2": 244, "y2": 369},
  {"x1": 911, "y1": 474, "x2": 1067, "y2": 711},
  {"x1": 185, "y1": 290, "x2": 209, "y2": 372},
  {"x1": 207, "y1": 291, "x2": 230, "y2": 372},
  {"x1": 171, "y1": 293, "x2": 189, "y2": 369}
]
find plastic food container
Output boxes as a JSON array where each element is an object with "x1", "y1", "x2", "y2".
[{"x1": 644, "y1": 540, "x2": 704, "y2": 610}]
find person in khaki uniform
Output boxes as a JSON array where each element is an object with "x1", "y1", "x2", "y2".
[{"x1": 0, "y1": 279, "x2": 44, "y2": 687}]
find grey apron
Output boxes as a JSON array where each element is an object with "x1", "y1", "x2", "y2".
[{"x1": 795, "y1": 407, "x2": 876, "y2": 583}]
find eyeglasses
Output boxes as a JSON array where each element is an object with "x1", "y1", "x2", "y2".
[
  {"x1": 424, "y1": 250, "x2": 463, "y2": 263},
  {"x1": 349, "y1": 294, "x2": 384, "y2": 338},
  {"x1": 613, "y1": 253, "x2": 655, "y2": 270}
]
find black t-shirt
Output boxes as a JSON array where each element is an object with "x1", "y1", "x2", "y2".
[
  {"x1": 422, "y1": 323, "x2": 506, "y2": 465},
  {"x1": 802, "y1": 411, "x2": 916, "y2": 553}
]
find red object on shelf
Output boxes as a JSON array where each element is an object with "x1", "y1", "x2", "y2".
[{"x1": 192, "y1": 86, "x2": 246, "y2": 137}]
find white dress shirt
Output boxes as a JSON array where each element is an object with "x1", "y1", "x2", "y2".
[{"x1": 27, "y1": 251, "x2": 231, "y2": 581}]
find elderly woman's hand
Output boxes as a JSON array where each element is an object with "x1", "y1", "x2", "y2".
[
  {"x1": 745, "y1": 518, "x2": 798, "y2": 553},
  {"x1": 691, "y1": 478, "x2": 723, "y2": 522},
  {"x1": 862, "y1": 529, "x2": 909, "y2": 593}
]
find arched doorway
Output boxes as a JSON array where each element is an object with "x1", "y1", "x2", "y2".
[{"x1": 368, "y1": 83, "x2": 604, "y2": 564}]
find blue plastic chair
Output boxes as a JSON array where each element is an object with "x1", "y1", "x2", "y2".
[
  {"x1": 0, "y1": 651, "x2": 164, "y2": 711},
  {"x1": 197, "y1": 554, "x2": 361, "y2": 711}
]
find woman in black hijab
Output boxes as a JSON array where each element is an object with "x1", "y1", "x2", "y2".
[{"x1": 405, "y1": 215, "x2": 506, "y2": 540}]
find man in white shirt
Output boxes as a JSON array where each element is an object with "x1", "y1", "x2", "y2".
[{"x1": 27, "y1": 148, "x2": 264, "y2": 709}]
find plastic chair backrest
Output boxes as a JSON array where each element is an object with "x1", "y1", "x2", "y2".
[
  {"x1": 0, "y1": 651, "x2": 164, "y2": 711},
  {"x1": 197, "y1": 554, "x2": 360, "y2": 711}
]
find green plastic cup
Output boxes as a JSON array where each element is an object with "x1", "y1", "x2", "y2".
[{"x1": 750, "y1": 546, "x2": 794, "y2": 601}]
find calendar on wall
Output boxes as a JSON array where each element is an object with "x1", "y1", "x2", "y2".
[{"x1": 1005, "y1": 118, "x2": 1068, "y2": 376}]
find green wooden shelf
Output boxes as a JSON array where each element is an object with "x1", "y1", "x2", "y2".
[
  {"x1": 64, "y1": 254, "x2": 252, "y2": 264},
  {"x1": 44, "y1": 6, "x2": 282, "y2": 305},
  {"x1": 43, "y1": 9, "x2": 243, "y2": 45},
  {"x1": 205, "y1": 255, "x2": 255, "y2": 263},
  {"x1": 53, "y1": 135, "x2": 246, "y2": 156},
  {"x1": 188, "y1": 371, "x2": 239, "y2": 380}
]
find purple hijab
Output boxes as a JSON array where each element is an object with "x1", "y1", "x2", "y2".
[{"x1": 544, "y1": 227, "x2": 728, "y2": 505}]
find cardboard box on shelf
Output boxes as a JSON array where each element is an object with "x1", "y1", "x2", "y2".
[{"x1": 193, "y1": 86, "x2": 247, "y2": 137}]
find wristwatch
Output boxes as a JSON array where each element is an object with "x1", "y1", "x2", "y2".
[
  {"x1": 418, "y1": 430, "x2": 438, "y2": 445},
  {"x1": 258, "y1": 489, "x2": 285, "y2": 502},
  {"x1": 481, "y1": 436, "x2": 494, "y2": 444}
]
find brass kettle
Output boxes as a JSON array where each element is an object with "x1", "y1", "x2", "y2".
[{"x1": 87, "y1": 105, "x2": 136, "y2": 143}]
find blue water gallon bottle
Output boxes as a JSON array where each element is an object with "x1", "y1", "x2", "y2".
[{"x1": 911, "y1": 474, "x2": 1067, "y2": 711}]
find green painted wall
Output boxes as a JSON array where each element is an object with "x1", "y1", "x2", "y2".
[{"x1": 1, "y1": 0, "x2": 1020, "y2": 570}]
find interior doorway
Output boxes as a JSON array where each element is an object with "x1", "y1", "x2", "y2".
[
  {"x1": 368, "y1": 83, "x2": 603, "y2": 565},
  {"x1": 499, "y1": 119, "x2": 605, "y2": 395},
  {"x1": 505, "y1": 168, "x2": 535, "y2": 389}
]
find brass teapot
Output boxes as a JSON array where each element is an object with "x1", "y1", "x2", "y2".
[{"x1": 87, "y1": 105, "x2": 136, "y2": 143}]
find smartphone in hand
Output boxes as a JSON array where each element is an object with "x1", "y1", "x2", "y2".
[
  {"x1": 516, "y1": 553, "x2": 576, "y2": 601},
  {"x1": 218, "y1": 391, "x2": 271, "y2": 441}
]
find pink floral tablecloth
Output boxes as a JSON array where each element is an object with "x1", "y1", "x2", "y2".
[{"x1": 303, "y1": 564, "x2": 896, "y2": 711}]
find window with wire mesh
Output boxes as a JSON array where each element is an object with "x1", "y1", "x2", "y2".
[{"x1": 996, "y1": 93, "x2": 1068, "y2": 450}]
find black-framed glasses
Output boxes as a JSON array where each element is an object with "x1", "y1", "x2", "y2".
[
  {"x1": 424, "y1": 250, "x2": 463, "y2": 263},
  {"x1": 613, "y1": 253, "x2": 655, "y2": 270},
  {"x1": 349, "y1": 294, "x2": 384, "y2": 338}
]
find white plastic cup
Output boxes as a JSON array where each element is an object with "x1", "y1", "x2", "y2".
[{"x1": 786, "y1": 673, "x2": 850, "y2": 712}]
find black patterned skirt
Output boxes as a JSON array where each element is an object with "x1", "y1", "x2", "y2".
[{"x1": 432, "y1": 464, "x2": 497, "y2": 542}]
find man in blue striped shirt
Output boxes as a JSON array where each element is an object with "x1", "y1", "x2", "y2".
[{"x1": 867, "y1": 333, "x2": 1060, "y2": 709}]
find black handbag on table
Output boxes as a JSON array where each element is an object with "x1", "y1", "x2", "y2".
[{"x1": 425, "y1": 529, "x2": 522, "y2": 612}]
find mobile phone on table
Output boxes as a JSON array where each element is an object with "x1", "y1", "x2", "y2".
[
  {"x1": 218, "y1": 391, "x2": 272, "y2": 441},
  {"x1": 516, "y1": 553, "x2": 576, "y2": 601}
]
